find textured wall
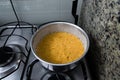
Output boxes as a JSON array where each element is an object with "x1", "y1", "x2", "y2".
[{"x1": 79, "y1": 0, "x2": 120, "y2": 80}]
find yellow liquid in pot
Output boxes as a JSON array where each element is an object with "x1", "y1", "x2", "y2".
[{"x1": 35, "y1": 32, "x2": 84, "y2": 64}]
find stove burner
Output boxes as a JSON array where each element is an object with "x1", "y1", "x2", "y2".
[
  {"x1": 0, "y1": 46, "x2": 15, "y2": 67},
  {"x1": 42, "y1": 72, "x2": 71, "y2": 80}
]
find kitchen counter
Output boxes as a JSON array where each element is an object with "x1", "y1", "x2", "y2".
[{"x1": 79, "y1": 0, "x2": 120, "y2": 80}]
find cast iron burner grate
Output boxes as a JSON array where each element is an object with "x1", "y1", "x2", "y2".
[
  {"x1": 0, "y1": 46, "x2": 15, "y2": 67},
  {"x1": 0, "y1": 21, "x2": 37, "y2": 79},
  {"x1": 26, "y1": 58, "x2": 91, "y2": 80},
  {"x1": 41, "y1": 72, "x2": 71, "y2": 80}
]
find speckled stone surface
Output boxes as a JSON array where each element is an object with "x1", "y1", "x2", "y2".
[{"x1": 79, "y1": 0, "x2": 120, "y2": 80}]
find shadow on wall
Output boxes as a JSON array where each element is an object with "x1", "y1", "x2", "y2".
[{"x1": 86, "y1": 33, "x2": 101, "y2": 80}]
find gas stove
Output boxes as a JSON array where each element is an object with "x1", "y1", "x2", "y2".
[
  {"x1": 0, "y1": 22, "x2": 91, "y2": 80},
  {"x1": 0, "y1": 0, "x2": 91, "y2": 79}
]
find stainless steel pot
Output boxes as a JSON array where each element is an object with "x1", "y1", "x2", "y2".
[{"x1": 31, "y1": 22, "x2": 89, "y2": 72}]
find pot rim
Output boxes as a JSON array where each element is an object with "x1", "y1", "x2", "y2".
[{"x1": 30, "y1": 22, "x2": 90, "y2": 66}]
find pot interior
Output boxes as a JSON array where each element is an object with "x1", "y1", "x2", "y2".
[{"x1": 32, "y1": 22, "x2": 89, "y2": 64}]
